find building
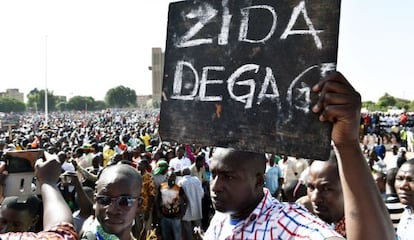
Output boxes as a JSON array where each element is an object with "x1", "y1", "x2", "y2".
[
  {"x1": 150, "y1": 47, "x2": 164, "y2": 106},
  {"x1": 0, "y1": 89, "x2": 24, "y2": 102},
  {"x1": 136, "y1": 95, "x2": 152, "y2": 109}
]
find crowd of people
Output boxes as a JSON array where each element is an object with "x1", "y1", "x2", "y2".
[
  {"x1": 0, "y1": 73, "x2": 410, "y2": 239},
  {"x1": 360, "y1": 111, "x2": 414, "y2": 152}
]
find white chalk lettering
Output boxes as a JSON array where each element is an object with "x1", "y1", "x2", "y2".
[
  {"x1": 200, "y1": 66, "x2": 224, "y2": 101},
  {"x1": 257, "y1": 67, "x2": 280, "y2": 105},
  {"x1": 294, "y1": 82, "x2": 311, "y2": 113},
  {"x1": 171, "y1": 61, "x2": 199, "y2": 100},
  {"x1": 175, "y1": 3, "x2": 218, "y2": 48},
  {"x1": 239, "y1": 5, "x2": 277, "y2": 43},
  {"x1": 285, "y1": 63, "x2": 336, "y2": 121},
  {"x1": 170, "y1": 61, "x2": 334, "y2": 112},
  {"x1": 218, "y1": 0, "x2": 232, "y2": 45},
  {"x1": 320, "y1": 62, "x2": 336, "y2": 77},
  {"x1": 227, "y1": 64, "x2": 258, "y2": 109},
  {"x1": 280, "y1": 1, "x2": 323, "y2": 49},
  {"x1": 286, "y1": 64, "x2": 318, "y2": 112},
  {"x1": 175, "y1": 0, "x2": 324, "y2": 48}
]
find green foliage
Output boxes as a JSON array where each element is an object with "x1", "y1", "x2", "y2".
[
  {"x1": 67, "y1": 96, "x2": 107, "y2": 111},
  {"x1": 26, "y1": 88, "x2": 57, "y2": 111},
  {"x1": 0, "y1": 97, "x2": 26, "y2": 112},
  {"x1": 94, "y1": 100, "x2": 107, "y2": 110},
  {"x1": 377, "y1": 93, "x2": 396, "y2": 108},
  {"x1": 362, "y1": 93, "x2": 414, "y2": 112},
  {"x1": 105, "y1": 86, "x2": 137, "y2": 108}
]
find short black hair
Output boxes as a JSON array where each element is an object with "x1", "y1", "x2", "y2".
[{"x1": 1, "y1": 195, "x2": 41, "y2": 218}]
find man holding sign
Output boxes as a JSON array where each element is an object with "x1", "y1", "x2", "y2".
[
  {"x1": 204, "y1": 73, "x2": 394, "y2": 239},
  {"x1": 160, "y1": 1, "x2": 394, "y2": 239}
]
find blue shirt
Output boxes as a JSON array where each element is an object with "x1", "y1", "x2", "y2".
[{"x1": 265, "y1": 165, "x2": 282, "y2": 195}]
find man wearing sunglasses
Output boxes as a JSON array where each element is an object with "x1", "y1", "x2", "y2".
[{"x1": 81, "y1": 163, "x2": 142, "y2": 240}]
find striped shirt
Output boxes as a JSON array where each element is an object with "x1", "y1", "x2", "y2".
[
  {"x1": 204, "y1": 189, "x2": 342, "y2": 240},
  {"x1": 384, "y1": 194, "x2": 405, "y2": 230}
]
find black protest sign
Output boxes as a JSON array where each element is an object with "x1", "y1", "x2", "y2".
[{"x1": 159, "y1": 0, "x2": 341, "y2": 160}]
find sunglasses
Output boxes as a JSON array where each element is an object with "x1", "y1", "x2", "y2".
[{"x1": 95, "y1": 195, "x2": 138, "y2": 208}]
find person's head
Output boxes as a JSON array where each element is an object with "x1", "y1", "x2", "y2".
[
  {"x1": 209, "y1": 147, "x2": 266, "y2": 219},
  {"x1": 166, "y1": 170, "x2": 177, "y2": 188},
  {"x1": 182, "y1": 168, "x2": 191, "y2": 176},
  {"x1": 386, "y1": 168, "x2": 399, "y2": 194},
  {"x1": 92, "y1": 153, "x2": 103, "y2": 168},
  {"x1": 395, "y1": 158, "x2": 414, "y2": 208},
  {"x1": 137, "y1": 159, "x2": 149, "y2": 174},
  {"x1": 268, "y1": 156, "x2": 275, "y2": 167},
  {"x1": 307, "y1": 152, "x2": 344, "y2": 224},
  {"x1": 398, "y1": 147, "x2": 407, "y2": 157},
  {"x1": 153, "y1": 159, "x2": 169, "y2": 176},
  {"x1": 57, "y1": 151, "x2": 67, "y2": 165},
  {"x1": 0, "y1": 195, "x2": 41, "y2": 233},
  {"x1": 195, "y1": 153, "x2": 205, "y2": 169},
  {"x1": 166, "y1": 149, "x2": 175, "y2": 160},
  {"x1": 392, "y1": 145, "x2": 399, "y2": 155},
  {"x1": 108, "y1": 139, "x2": 116, "y2": 148},
  {"x1": 73, "y1": 147, "x2": 84, "y2": 158},
  {"x1": 95, "y1": 164, "x2": 142, "y2": 239},
  {"x1": 132, "y1": 146, "x2": 141, "y2": 157},
  {"x1": 372, "y1": 170, "x2": 386, "y2": 194},
  {"x1": 175, "y1": 145, "x2": 185, "y2": 159}
]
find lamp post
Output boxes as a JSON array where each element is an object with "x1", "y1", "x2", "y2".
[{"x1": 44, "y1": 35, "x2": 49, "y2": 126}]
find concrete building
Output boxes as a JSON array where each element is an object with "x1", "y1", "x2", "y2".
[
  {"x1": 0, "y1": 89, "x2": 24, "y2": 102},
  {"x1": 136, "y1": 95, "x2": 152, "y2": 109},
  {"x1": 150, "y1": 47, "x2": 164, "y2": 107}
]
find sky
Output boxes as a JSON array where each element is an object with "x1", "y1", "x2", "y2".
[{"x1": 0, "y1": 0, "x2": 413, "y2": 102}]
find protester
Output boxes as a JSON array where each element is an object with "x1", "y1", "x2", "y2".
[
  {"x1": 0, "y1": 154, "x2": 77, "y2": 239},
  {"x1": 204, "y1": 72, "x2": 394, "y2": 240},
  {"x1": 178, "y1": 168, "x2": 204, "y2": 240},
  {"x1": 169, "y1": 145, "x2": 192, "y2": 176},
  {"x1": 264, "y1": 155, "x2": 283, "y2": 199},
  {"x1": 0, "y1": 194, "x2": 41, "y2": 233},
  {"x1": 81, "y1": 164, "x2": 142, "y2": 240},
  {"x1": 279, "y1": 154, "x2": 298, "y2": 201},
  {"x1": 395, "y1": 158, "x2": 414, "y2": 239},
  {"x1": 134, "y1": 159, "x2": 156, "y2": 240},
  {"x1": 61, "y1": 171, "x2": 94, "y2": 234},
  {"x1": 307, "y1": 154, "x2": 346, "y2": 237},
  {"x1": 157, "y1": 170, "x2": 187, "y2": 240},
  {"x1": 384, "y1": 168, "x2": 405, "y2": 230}
]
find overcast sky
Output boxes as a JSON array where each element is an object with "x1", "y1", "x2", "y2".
[{"x1": 0, "y1": 0, "x2": 413, "y2": 102}]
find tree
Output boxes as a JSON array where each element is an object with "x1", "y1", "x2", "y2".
[
  {"x1": 395, "y1": 98, "x2": 411, "y2": 111},
  {"x1": 377, "y1": 93, "x2": 396, "y2": 108},
  {"x1": 0, "y1": 97, "x2": 26, "y2": 112},
  {"x1": 94, "y1": 100, "x2": 107, "y2": 110},
  {"x1": 362, "y1": 101, "x2": 376, "y2": 111},
  {"x1": 26, "y1": 88, "x2": 57, "y2": 111},
  {"x1": 105, "y1": 86, "x2": 137, "y2": 108},
  {"x1": 67, "y1": 96, "x2": 92, "y2": 111}
]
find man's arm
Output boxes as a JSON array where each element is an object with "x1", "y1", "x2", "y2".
[
  {"x1": 65, "y1": 172, "x2": 94, "y2": 217},
  {"x1": 35, "y1": 153, "x2": 74, "y2": 230},
  {"x1": 313, "y1": 72, "x2": 394, "y2": 240}
]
